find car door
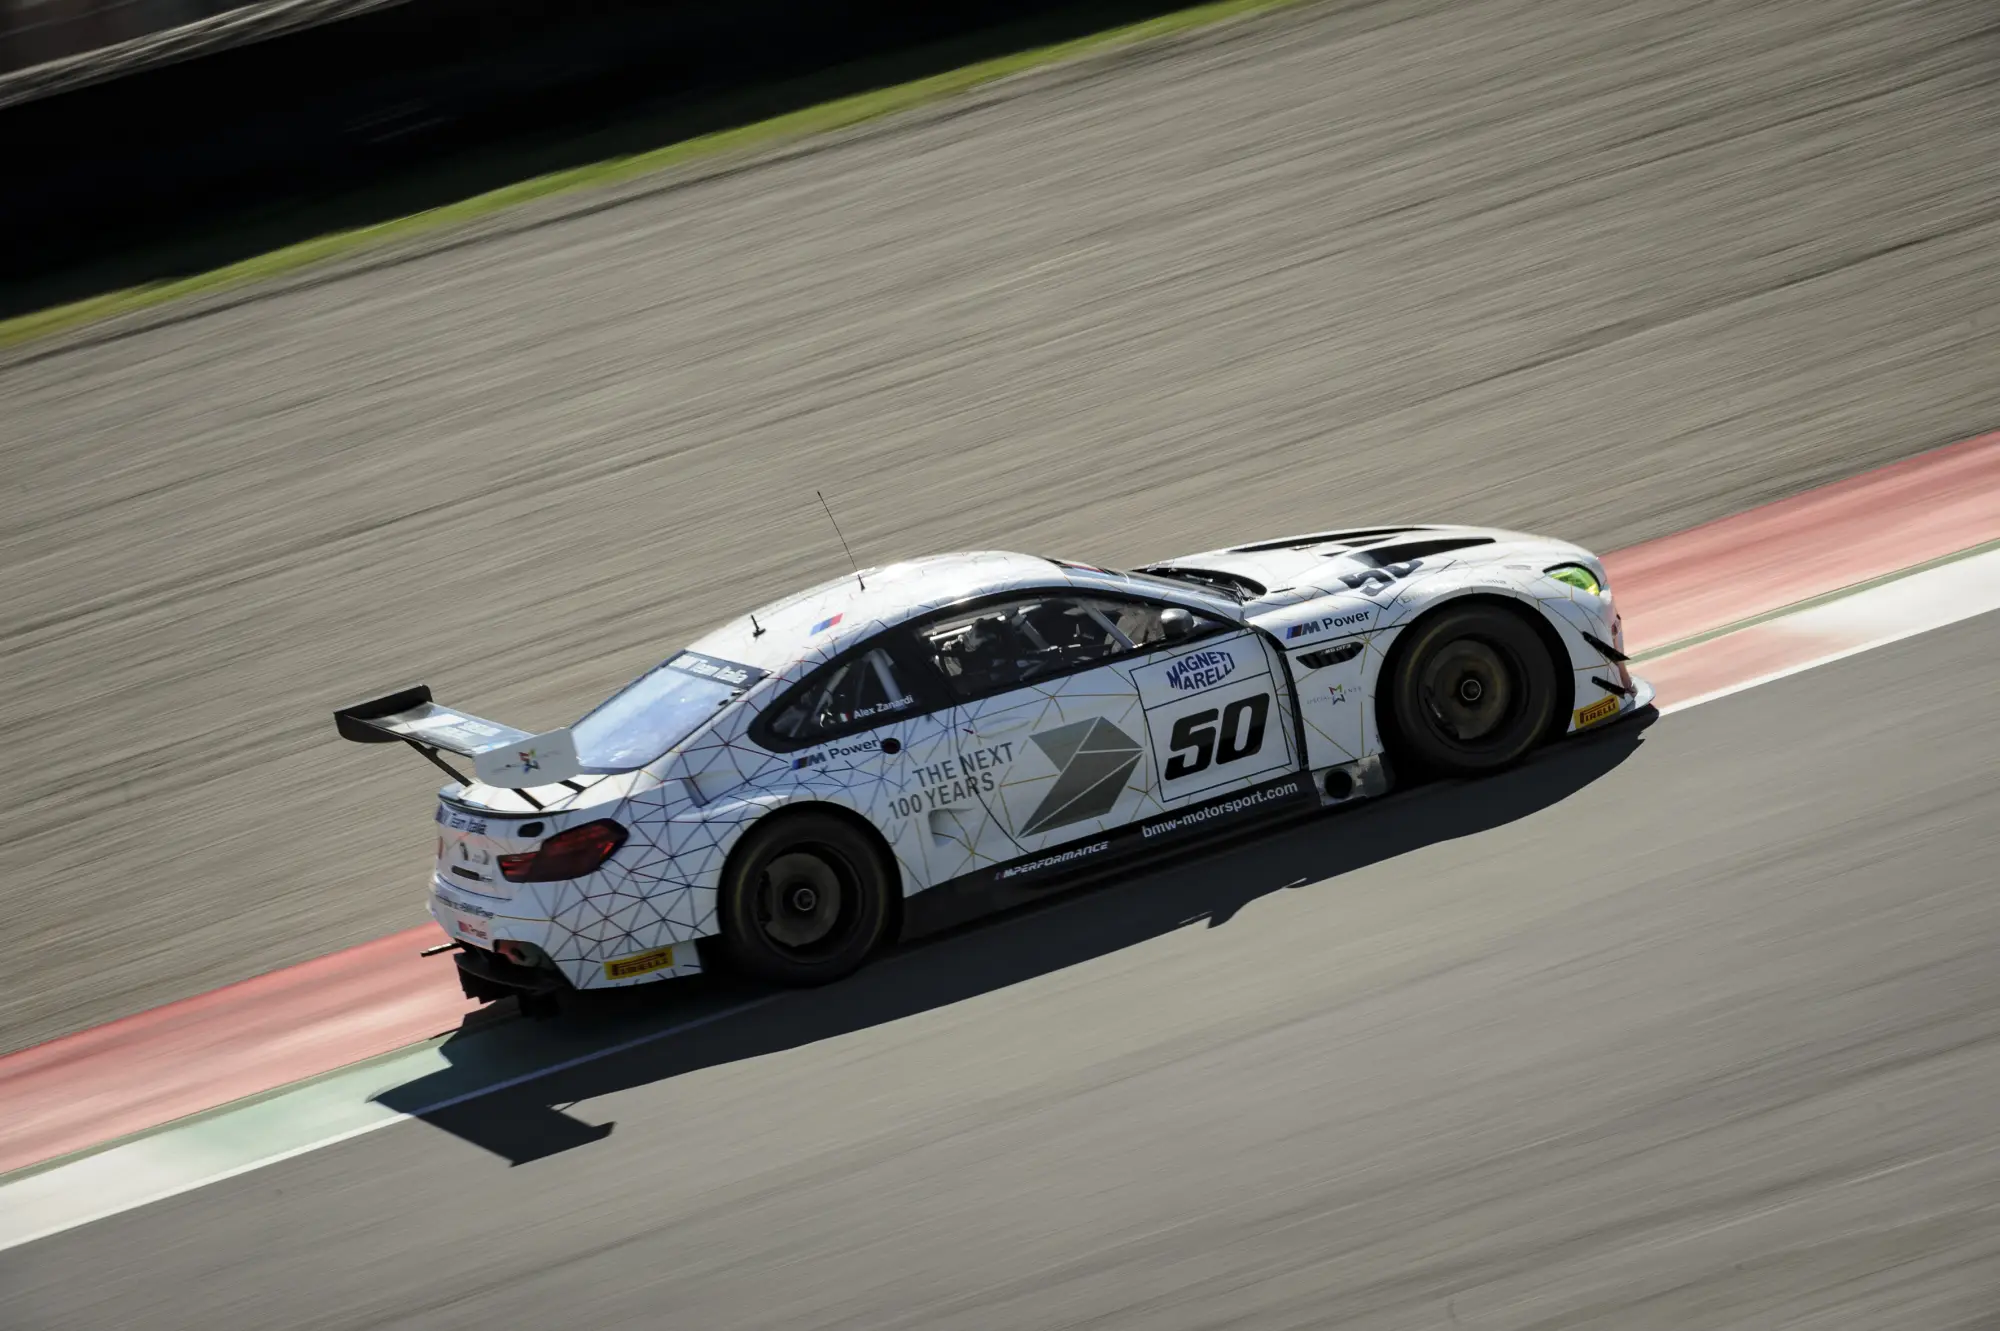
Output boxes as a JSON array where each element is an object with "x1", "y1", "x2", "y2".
[
  {"x1": 899, "y1": 590, "x2": 1297, "y2": 872},
  {"x1": 1130, "y1": 624, "x2": 1301, "y2": 813},
  {"x1": 748, "y1": 638, "x2": 970, "y2": 882}
]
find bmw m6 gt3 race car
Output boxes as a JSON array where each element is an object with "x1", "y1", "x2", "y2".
[{"x1": 334, "y1": 525, "x2": 1653, "y2": 1011}]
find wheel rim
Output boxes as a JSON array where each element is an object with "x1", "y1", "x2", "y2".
[
  {"x1": 1416, "y1": 636, "x2": 1520, "y2": 746},
  {"x1": 755, "y1": 847, "x2": 856, "y2": 956}
]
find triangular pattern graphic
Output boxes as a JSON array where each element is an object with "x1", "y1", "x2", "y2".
[
  {"x1": 430, "y1": 548, "x2": 1615, "y2": 995},
  {"x1": 1022, "y1": 717, "x2": 1144, "y2": 836},
  {"x1": 1029, "y1": 717, "x2": 1095, "y2": 771}
]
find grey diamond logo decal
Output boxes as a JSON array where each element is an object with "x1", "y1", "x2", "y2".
[{"x1": 1021, "y1": 717, "x2": 1144, "y2": 836}]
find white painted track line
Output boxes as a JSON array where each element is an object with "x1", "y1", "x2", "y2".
[{"x1": 1657, "y1": 546, "x2": 2000, "y2": 713}]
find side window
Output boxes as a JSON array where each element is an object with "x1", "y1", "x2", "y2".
[
  {"x1": 1094, "y1": 596, "x2": 1218, "y2": 649},
  {"x1": 763, "y1": 647, "x2": 917, "y2": 743},
  {"x1": 912, "y1": 593, "x2": 1226, "y2": 700}
]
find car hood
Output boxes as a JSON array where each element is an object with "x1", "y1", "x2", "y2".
[{"x1": 1142, "y1": 524, "x2": 1598, "y2": 611}]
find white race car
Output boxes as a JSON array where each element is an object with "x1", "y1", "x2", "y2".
[{"x1": 335, "y1": 525, "x2": 1653, "y2": 1012}]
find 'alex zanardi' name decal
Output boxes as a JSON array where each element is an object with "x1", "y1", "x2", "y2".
[{"x1": 1164, "y1": 649, "x2": 1236, "y2": 692}]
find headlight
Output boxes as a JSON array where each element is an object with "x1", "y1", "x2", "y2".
[{"x1": 1545, "y1": 564, "x2": 1603, "y2": 595}]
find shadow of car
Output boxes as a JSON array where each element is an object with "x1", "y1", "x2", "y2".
[{"x1": 376, "y1": 709, "x2": 1655, "y2": 1164}]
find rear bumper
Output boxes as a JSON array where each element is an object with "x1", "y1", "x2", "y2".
[{"x1": 452, "y1": 944, "x2": 567, "y2": 1002}]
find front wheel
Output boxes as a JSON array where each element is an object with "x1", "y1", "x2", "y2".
[
  {"x1": 1385, "y1": 603, "x2": 1558, "y2": 777},
  {"x1": 717, "y1": 810, "x2": 895, "y2": 987}
]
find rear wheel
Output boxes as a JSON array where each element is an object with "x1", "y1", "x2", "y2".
[
  {"x1": 717, "y1": 811, "x2": 894, "y2": 987},
  {"x1": 1386, "y1": 603, "x2": 1557, "y2": 777}
]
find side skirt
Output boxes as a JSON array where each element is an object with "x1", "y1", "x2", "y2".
[{"x1": 900, "y1": 774, "x2": 1322, "y2": 941}]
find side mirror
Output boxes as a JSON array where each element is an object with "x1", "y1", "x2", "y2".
[{"x1": 1159, "y1": 608, "x2": 1196, "y2": 641}]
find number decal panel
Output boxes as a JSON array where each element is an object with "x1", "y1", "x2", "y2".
[{"x1": 1132, "y1": 637, "x2": 1296, "y2": 806}]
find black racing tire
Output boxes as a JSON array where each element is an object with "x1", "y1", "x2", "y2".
[
  {"x1": 717, "y1": 810, "x2": 895, "y2": 987},
  {"x1": 1385, "y1": 603, "x2": 1558, "y2": 778}
]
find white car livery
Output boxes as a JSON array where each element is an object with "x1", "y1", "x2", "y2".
[{"x1": 334, "y1": 525, "x2": 1653, "y2": 1011}]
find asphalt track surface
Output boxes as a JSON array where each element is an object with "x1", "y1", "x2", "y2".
[
  {"x1": 5, "y1": 614, "x2": 1995, "y2": 1328},
  {"x1": 5, "y1": 0, "x2": 2000, "y2": 1055}
]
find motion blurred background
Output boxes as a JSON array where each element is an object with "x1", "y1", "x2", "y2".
[
  {"x1": 6, "y1": 0, "x2": 1998, "y2": 1051},
  {"x1": 1, "y1": 0, "x2": 1205, "y2": 299},
  {"x1": 4, "y1": 1, "x2": 1999, "y2": 1324}
]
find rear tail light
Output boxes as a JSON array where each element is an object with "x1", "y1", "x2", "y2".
[{"x1": 499, "y1": 820, "x2": 628, "y2": 882}]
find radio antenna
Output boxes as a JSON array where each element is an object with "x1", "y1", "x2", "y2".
[{"x1": 817, "y1": 490, "x2": 865, "y2": 590}]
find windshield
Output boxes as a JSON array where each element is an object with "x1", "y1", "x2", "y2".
[
  {"x1": 570, "y1": 651, "x2": 768, "y2": 772},
  {"x1": 1114, "y1": 567, "x2": 1253, "y2": 603},
  {"x1": 1050, "y1": 558, "x2": 1248, "y2": 607}
]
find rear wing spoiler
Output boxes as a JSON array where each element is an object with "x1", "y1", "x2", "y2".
[{"x1": 332, "y1": 684, "x2": 583, "y2": 802}]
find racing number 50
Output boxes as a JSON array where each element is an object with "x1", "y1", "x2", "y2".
[{"x1": 1164, "y1": 694, "x2": 1270, "y2": 780}]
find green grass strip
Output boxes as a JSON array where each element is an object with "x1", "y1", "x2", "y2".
[{"x1": 2, "y1": 0, "x2": 1307, "y2": 350}]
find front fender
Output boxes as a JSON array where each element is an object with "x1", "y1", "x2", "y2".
[{"x1": 1377, "y1": 566, "x2": 1627, "y2": 734}]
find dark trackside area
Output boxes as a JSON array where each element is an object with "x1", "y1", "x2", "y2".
[{"x1": 0, "y1": 0, "x2": 1240, "y2": 316}]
